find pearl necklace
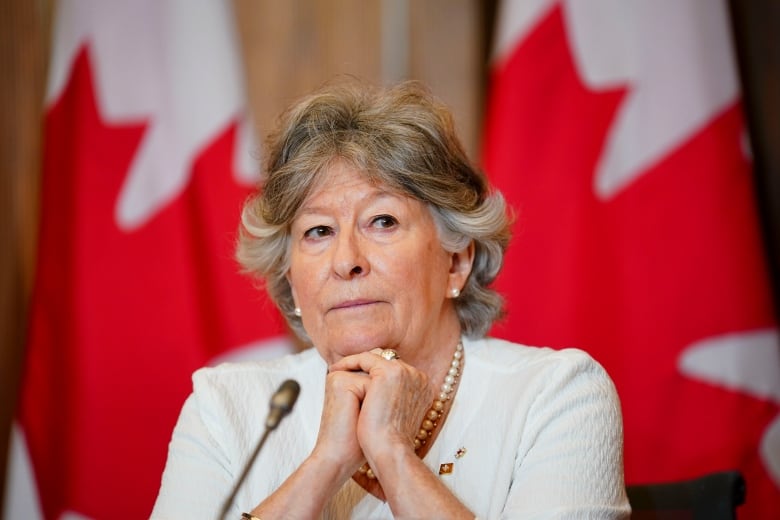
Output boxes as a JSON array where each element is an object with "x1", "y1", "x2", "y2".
[{"x1": 359, "y1": 341, "x2": 464, "y2": 480}]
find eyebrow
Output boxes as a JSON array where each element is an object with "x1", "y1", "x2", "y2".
[{"x1": 296, "y1": 190, "x2": 405, "y2": 217}]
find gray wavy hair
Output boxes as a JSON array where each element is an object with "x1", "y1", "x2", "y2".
[{"x1": 237, "y1": 80, "x2": 511, "y2": 342}]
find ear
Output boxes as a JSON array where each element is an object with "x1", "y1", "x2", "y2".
[{"x1": 447, "y1": 241, "x2": 475, "y2": 296}]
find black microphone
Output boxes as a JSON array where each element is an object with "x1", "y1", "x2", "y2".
[
  {"x1": 219, "y1": 379, "x2": 301, "y2": 520},
  {"x1": 265, "y1": 379, "x2": 301, "y2": 430}
]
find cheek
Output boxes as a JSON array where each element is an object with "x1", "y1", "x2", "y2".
[
  {"x1": 288, "y1": 257, "x2": 319, "y2": 301},
  {"x1": 394, "y1": 247, "x2": 449, "y2": 292}
]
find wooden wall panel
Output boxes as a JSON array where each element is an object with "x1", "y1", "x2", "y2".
[
  {"x1": 409, "y1": 0, "x2": 483, "y2": 161},
  {"x1": 234, "y1": 0, "x2": 383, "y2": 147},
  {"x1": 729, "y1": 0, "x2": 780, "y2": 317},
  {"x1": 0, "y1": 0, "x2": 53, "y2": 511},
  {"x1": 234, "y1": 0, "x2": 482, "y2": 159}
]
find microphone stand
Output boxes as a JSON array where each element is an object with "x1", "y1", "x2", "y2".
[
  {"x1": 219, "y1": 427, "x2": 273, "y2": 520},
  {"x1": 219, "y1": 379, "x2": 300, "y2": 520}
]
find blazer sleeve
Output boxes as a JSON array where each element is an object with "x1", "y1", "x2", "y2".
[
  {"x1": 150, "y1": 375, "x2": 237, "y2": 519},
  {"x1": 501, "y1": 350, "x2": 631, "y2": 519}
]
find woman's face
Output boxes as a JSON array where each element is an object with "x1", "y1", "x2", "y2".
[{"x1": 287, "y1": 162, "x2": 471, "y2": 364}]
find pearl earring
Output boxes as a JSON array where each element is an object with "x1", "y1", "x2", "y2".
[
  {"x1": 293, "y1": 307, "x2": 302, "y2": 317},
  {"x1": 450, "y1": 288, "x2": 460, "y2": 298}
]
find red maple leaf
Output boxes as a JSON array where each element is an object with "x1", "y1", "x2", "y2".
[
  {"x1": 483, "y1": 7, "x2": 779, "y2": 516},
  {"x1": 21, "y1": 46, "x2": 285, "y2": 519}
]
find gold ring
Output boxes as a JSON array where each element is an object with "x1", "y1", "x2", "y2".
[{"x1": 380, "y1": 349, "x2": 399, "y2": 361}]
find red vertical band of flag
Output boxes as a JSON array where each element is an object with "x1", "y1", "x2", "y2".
[
  {"x1": 484, "y1": 2, "x2": 780, "y2": 518},
  {"x1": 13, "y1": 2, "x2": 286, "y2": 518}
]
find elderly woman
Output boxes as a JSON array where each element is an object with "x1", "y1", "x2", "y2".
[{"x1": 152, "y1": 81, "x2": 630, "y2": 519}]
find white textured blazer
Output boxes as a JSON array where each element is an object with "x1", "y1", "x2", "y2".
[{"x1": 152, "y1": 336, "x2": 631, "y2": 519}]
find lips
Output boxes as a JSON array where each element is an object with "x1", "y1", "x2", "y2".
[{"x1": 330, "y1": 299, "x2": 379, "y2": 311}]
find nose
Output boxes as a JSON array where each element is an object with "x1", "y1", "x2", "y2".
[{"x1": 332, "y1": 229, "x2": 369, "y2": 279}]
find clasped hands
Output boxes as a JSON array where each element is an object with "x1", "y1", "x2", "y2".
[{"x1": 312, "y1": 348, "x2": 435, "y2": 486}]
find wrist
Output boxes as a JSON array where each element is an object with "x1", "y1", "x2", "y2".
[
  {"x1": 306, "y1": 448, "x2": 360, "y2": 485},
  {"x1": 364, "y1": 438, "x2": 419, "y2": 481}
]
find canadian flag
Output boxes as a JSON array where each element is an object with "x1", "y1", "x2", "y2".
[
  {"x1": 6, "y1": 1, "x2": 290, "y2": 518},
  {"x1": 483, "y1": 1, "x2": 780, "y2": 517}
]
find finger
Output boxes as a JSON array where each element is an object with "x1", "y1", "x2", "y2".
[
  {"x1": 315, "y1": 371, "x2": 371, "y2": 468},
  {"x1": 325, "y1": 368, "x2": 371, "y2": 399},
  {"x1": 329, "y1": 351, "x2": 399, "y2": 374}
]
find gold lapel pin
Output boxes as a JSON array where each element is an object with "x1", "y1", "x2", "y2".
[{"x1": 439, "y1": 463, "x2": 454, "y2": 475}]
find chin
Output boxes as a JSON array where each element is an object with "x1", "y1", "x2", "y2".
[{"x1": 324, "y1": 333, "x2": 394, "y2": 359}]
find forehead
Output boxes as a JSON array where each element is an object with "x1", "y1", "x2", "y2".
[{"x1": 300, "y1": 162, "x2": 409, "y2": 211}]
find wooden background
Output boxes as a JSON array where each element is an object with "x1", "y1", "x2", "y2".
[
  {"x1": 235, "y1": 0, "x2": 488, "y2": 160},
  {"x1": 1, "y1": 0, "x2": 53, "y2": 509}
]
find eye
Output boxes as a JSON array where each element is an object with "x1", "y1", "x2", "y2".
[
  {"x1": 371, "y1": 214, "x2": 398, "y2": 229},
  {"x1": 303, "y1": 225, "x2": 333, "y2": 239}
]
